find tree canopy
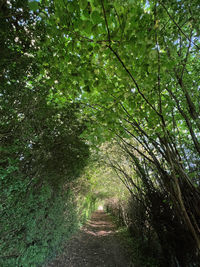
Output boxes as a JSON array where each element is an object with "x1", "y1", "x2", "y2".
[{"x1": 1, "y1": 0, "x2": 200, "y2": 266}]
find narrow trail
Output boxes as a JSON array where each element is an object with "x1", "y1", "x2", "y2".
[{"x1": 46, "y1": 211, "x2": 133, "y2": 267}]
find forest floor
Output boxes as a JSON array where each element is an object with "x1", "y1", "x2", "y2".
[{"x1": 45, "y1": 210, "x2": 133, "y2": 267}]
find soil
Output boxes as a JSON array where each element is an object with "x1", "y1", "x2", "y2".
[{"x1": 45, "y1": 211, "x2": 133, "y2": 267}]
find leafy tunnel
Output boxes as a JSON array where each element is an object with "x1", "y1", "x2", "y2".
[{"x1": 1, "y1": 0, "x2": 200, "y2": 266}]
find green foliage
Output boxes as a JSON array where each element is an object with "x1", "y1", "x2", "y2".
[
  {"x1": 38, "y1": 0, "x2": 200, "y2": 261},
  {"x1": 1, "y1": 185, "x2": 77, "y2": 267},
  {"x1": 0, "y1": 1, "x2": 89, "y2": 266},
  {"x1": 76, "y1": 193, "x2": 98, "y2": 226},
  {"x1": 1, "y1": 0, "x2": 200, "y2": 266},
  {"x1": 116, "y1": 227, "x2": 160, "y2": 267},
  {"x1": 28, "y1": 1, "x2": 39, "y2": 12}
]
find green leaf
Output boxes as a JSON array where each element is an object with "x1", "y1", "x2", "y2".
[
  {"x1": 91, "y1": 11, "x2": 102, "y2": 24},
  {"x1": 67, "y1": 2, "x2": 76, "y2": 13},
  {"x1": 80, "y1": 0, "x2": 88, "y2": 10},
  {"x1": 82, "y1": 20, "x2": 93, "y2": 34},
  {"x1": 28, "y1": 1, "x2": 39, "y2": 12}
]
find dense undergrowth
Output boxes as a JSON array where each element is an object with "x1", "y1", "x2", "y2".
[
  {"x1": 0, "y1": 1, "x2": 95, "y2": 266},
  {"x1": 106, "y1": 199, "x2": 162, "y2": 267},
  {"x1": 105, "y1": 191, "x2": 198, "y2": 267},
  {"x1": 115, "y1": 226, "x2": 159, "y2": 267}
]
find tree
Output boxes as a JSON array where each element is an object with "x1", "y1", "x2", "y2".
[
  {"x1": 39, "y1": 0, "x2": 200, "y2": 263},
  {"x1": 1, "y1": 0, "x2": 200, "y2": 265},
  {"x1": 0, "y1": 1, "x2": 89, "y2": 266}
]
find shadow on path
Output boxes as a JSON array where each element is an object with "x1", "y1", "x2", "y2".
[{"x1": 45, "y1": 211, "x2": 133, "y2": 267}]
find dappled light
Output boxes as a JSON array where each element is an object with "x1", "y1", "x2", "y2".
[
  {"x1": 1, "y1": 0, "x2": 200, "y2": 266},
  {"x1": 84, "y1": 211, "x2": 115, "y2": 237},
  {"x1": 45, "y1": 211, "x2": 131, "y2": 267}
]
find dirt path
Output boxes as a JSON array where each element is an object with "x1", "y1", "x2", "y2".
[{"x1": 45, "y1": 211, "x2": 133, "y2": 267}]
